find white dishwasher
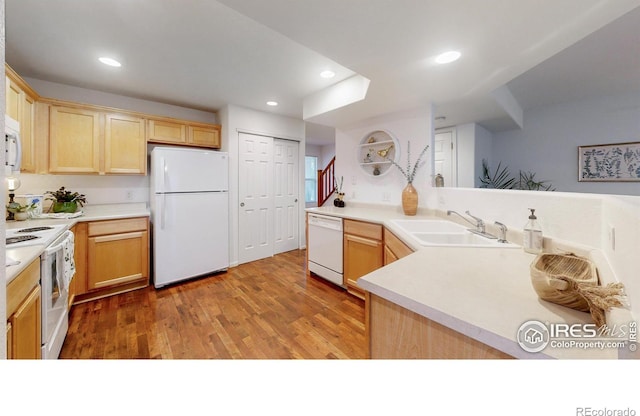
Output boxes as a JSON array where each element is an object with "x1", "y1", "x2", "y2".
[{"x1": 307, "y1": 213, "x2": 344, "y2": 287}]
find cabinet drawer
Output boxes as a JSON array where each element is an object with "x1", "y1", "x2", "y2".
[
  {"x1": 344, "y1": 219, "x2": 382, "y2": 240},
  {"x1": 7, "y1": 259, "x2": 40, "y2": 317},
  {"x1": 384, "y1": 229, "x2": 414, "y2": 260},
  {"x1": 88, "y1": 217, "x2": 148, "y2": 236}
]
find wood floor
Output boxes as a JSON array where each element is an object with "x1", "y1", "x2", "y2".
[{"x1": 59, "y1": 249, "x2": 367, "y2": 359}]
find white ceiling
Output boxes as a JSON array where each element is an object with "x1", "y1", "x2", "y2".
[{"x1": 5, "y1": 0, "x2": 640, "y2": 141}]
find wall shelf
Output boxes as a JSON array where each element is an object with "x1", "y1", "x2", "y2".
[{"x1": 357, "y1": 131, "x2": 399, "y2": 177}]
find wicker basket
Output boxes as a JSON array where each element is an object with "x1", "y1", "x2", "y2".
[{"x1": 530, "y1": 253, "x2": 599, "y2": 312}]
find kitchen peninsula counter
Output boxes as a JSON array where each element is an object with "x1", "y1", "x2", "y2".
[
  {"x1": 5, "y1": 203, "x2": 150, "y2": 284},
  {"x1": 305, "y1": 204, "x2": 634, "y2": 359}
]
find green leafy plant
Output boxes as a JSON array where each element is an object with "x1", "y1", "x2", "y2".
[
  {"x1": 479, "y1": 159, "x2": 515, "y2": 189},
  {"x1": 6, "y1": 202, "x2": 37, "y2": 213},
  {"x1": 479, "y1": 159, "x2": 555, "y2": 191},
  {"x1": 46, "y1": 186, "x2": 87, "y2": 206},
  {"x1": 515, "y1": 171, "x2": 556, "y2": 191}
]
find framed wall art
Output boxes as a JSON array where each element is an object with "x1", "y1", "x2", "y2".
[{"x1": 578, "y1": 141, "x2": 640, "y2": 182}]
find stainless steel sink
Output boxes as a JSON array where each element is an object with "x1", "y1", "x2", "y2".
[{"x1": 390, "y1": 219, "x2": 519, "y2": 248}]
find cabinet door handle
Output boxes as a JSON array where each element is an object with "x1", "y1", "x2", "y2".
[
  {"x1": 346, "y1": 234, "x2": 381, "y2": 247},
  {"x1": 240, "y1": 202, "x2": 245, "y2": 207}
]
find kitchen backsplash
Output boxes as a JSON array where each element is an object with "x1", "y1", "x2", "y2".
[{"x1": 13, "y1": 173, "x2": 150, "y2": 207}]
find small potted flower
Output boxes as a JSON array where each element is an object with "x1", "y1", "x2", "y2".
[
  {"x1": 333, "y1": 176, "x2": 345, "y2": 207},
  {"x1": 46, "y1": 186, "x2": 87, "y2": 213},
  {"x1": 6, "y1": 202, "x2": 37, "y2": 221}
]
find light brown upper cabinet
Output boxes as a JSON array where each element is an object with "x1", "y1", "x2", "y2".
[
  {"x1": 6, "y1": 64, "x2": 221, "y2": 174},
  {"x1": 49, "y1": 105, "x2": 101, "y2": 174},
  {"x1": 147, "y1": 119, "x2": 186, "y2": 144},
  {"x1": 5, "y1": 67, "x2": 38, "y2": 173},
  {"x1": 188, "y1": 124, "x2": 221, "y2": 148},
  {"x1": 147, "y1": 118, "x2": 221, "y2": 149},
  {"x1": 47, "y1": 104, "x2": 147, "y2": 175},
  {"x1": 104, "y1": 113, "x2": 147, "y2": 174}
]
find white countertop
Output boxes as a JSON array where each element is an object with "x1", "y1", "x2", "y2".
[
  {"x1": 5, "y1": 203, "x2": 149, "y2": 284},
  {"x1": 306, "y1": 203, "x2": 635, "y2": 359}
]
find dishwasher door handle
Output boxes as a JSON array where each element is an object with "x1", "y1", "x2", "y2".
[{"x1": 308, "y1": 214, "x2": 342, "y2": 231}]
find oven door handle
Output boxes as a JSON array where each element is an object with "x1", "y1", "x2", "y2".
[{"x1": 44, "y1": 230, "x2": 73, "y2": 254}]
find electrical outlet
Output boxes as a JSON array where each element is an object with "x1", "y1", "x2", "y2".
[{"x1": 126, "y1": 190, "x2": 134, "y2": 201}]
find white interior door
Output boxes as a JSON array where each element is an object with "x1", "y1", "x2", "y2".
[
  {"x1": 273, "y1": 139, "x2": 299, "y2": 254},
  {"x1": 434, "y1": 128, "x2": 457, "y2": 187},
  {"x1": 239, "y1": 133, "x2": 274, "y2": 264}
]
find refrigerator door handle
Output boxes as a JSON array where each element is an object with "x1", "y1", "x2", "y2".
[
  {"x1": 161, "y1": 193, "x2": 167, "y2": 230},
  {"x1": 161, "y1": 157, "x2": 168, "y2": 192}
]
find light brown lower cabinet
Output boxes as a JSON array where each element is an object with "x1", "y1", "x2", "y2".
[
  {"x1": 366, "y1": 293, "x2": 513, "y2": 359},
  {"x1": 343, "y1": 219, "x2": 383, "y2": 299},
  {"x1": 74, "y1": 217, "x2": 149, "y2": 304},
  {"x1": 6, "y1": 259, "x2": 42, "y2": 359},
  {"x1": 383, "y1": 228, "x2": 414, "y2": 265}
]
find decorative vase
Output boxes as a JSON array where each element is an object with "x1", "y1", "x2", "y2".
[
  {"x1": 53, "y1": 201, "x2": 78, "y2": 213},
  {"x1": 14, "y1": 211, "x2": 29, "y2": 221},
  {"x1": 401, "y1": 183, "x2": 418, "y2": 216}
]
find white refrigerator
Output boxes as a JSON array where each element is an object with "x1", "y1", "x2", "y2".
[{"x1": 150, "y1": 146, "x2": 229, "y2": 288}]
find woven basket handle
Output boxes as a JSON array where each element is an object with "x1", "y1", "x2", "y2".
[{"x1": 548, "y1": 277, "x2": 570, "y2": 291}]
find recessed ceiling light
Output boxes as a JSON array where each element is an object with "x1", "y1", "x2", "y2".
[
  {"x1": 266, "y1": 101, "x2": 278, "y2": 107},
  {"x1": 320, "y1": 70, "x2": 336, "y2": 79},
  {"x1": 98, "y1": 57, "x2": 122, "y2": 67},
  {"x1": 435, "y1": 51, "x2": 461, "y2": 64}
]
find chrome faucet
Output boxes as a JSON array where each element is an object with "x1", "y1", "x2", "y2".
[
  {"x1": 494, "y1": 221, "x2": 508, "y2": 243},
  {"x1": 446, "y1": 210, "x2": 484, "y2": 233},
  {"x1": 446, "y1": 210, "x2": 476, "y2": 228},
  {"x1": 464, "y1": 211, "x2": 485, "y2": 233},
  {"x1": 446, "y1": 210, "x2": 497, "y2": 239}
]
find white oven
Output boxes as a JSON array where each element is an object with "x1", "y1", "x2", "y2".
[{"x1": 40, "y1": 230, "x2": 75, "y2": 359}]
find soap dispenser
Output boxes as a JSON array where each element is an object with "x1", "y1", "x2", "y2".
[{"x1": 523, "y1": 208, "x2": 543, "y2": 254}]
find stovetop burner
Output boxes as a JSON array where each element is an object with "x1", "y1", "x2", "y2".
[
  {"x1": 6, "y1": 235, "x2": 40, "y2": 245},
  {"x1": 16, "y1": 226, "x2": 54, "y2": 233}
]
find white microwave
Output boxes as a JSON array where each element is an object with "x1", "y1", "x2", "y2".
[{"x1": 5, "y1": 114, "x2": 22, "y2": 174}]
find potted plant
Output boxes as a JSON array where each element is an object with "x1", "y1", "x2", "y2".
[
  {"x1": 333, "y1": 176, "x2": 345, "y2": 207},
  {"x1": 46, "y1": 186, "x2": 87, "y2": 213},
  {"x1": 6, "y1": 202, "x2": 37, "y2": 221}
]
